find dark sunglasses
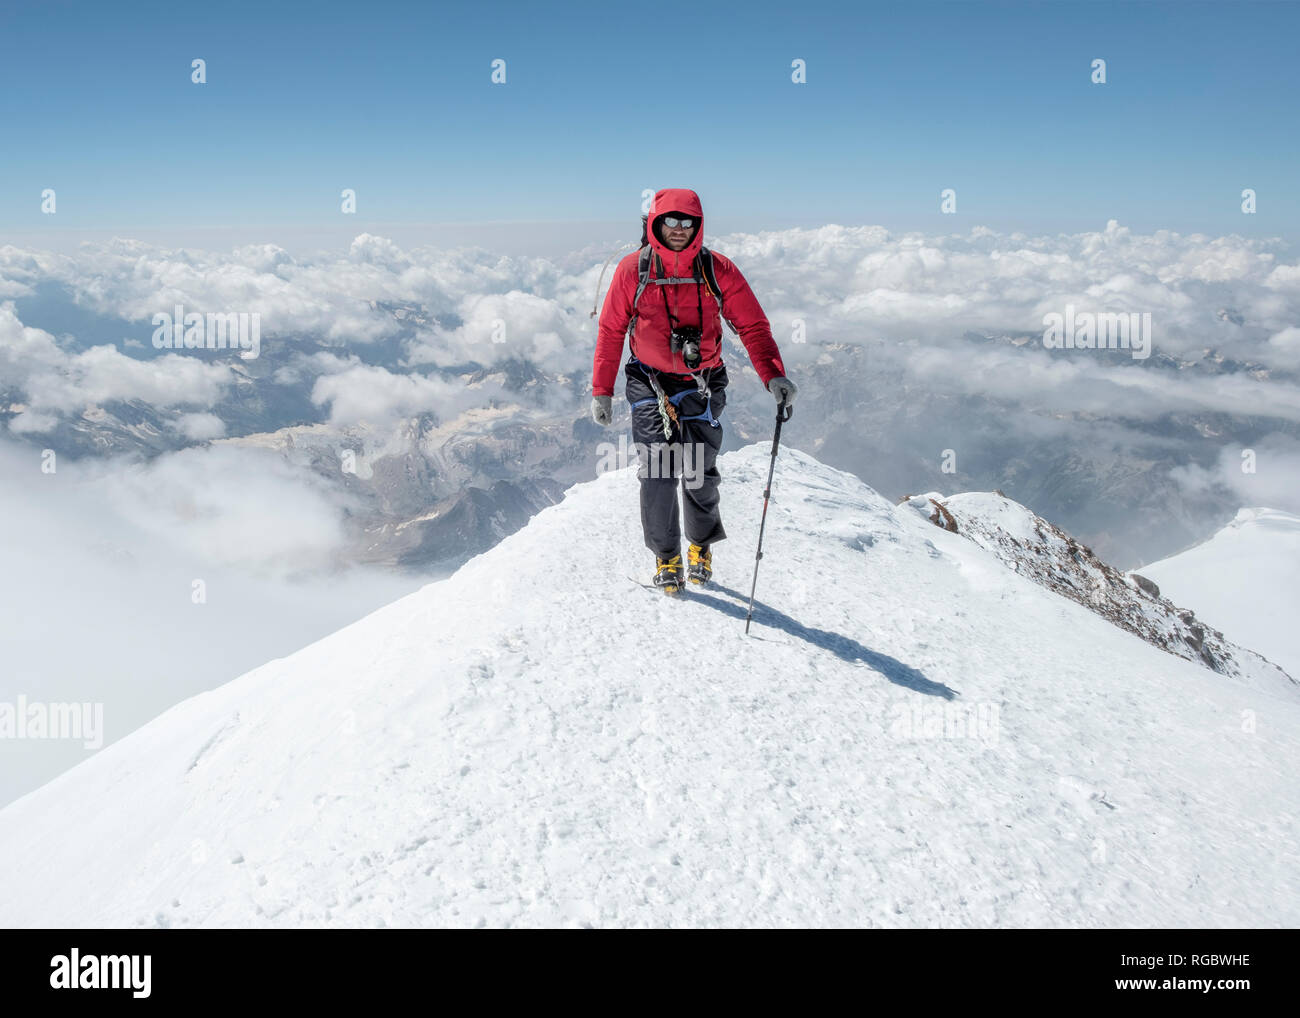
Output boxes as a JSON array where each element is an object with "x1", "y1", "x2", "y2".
[{"x1": 662, "y1": 216, "x2": 695, "y2": 229}]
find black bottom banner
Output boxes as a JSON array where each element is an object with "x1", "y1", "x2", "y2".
[{"x1": 0, "y1": 928, "x2": 1290, "y2": 1007}]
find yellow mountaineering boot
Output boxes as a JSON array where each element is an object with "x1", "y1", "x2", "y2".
[
  {"x1": 687, "y1": 542, "x2": 712, "y2": 585},
  {"x1": 653, "y1": 552, "x2": 684, "y2": 595}
]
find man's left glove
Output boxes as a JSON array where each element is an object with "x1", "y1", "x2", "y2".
[
  {"x1": 591, "y1": 395, "x2": 612, "y2": 427},
  {"x1": 767, "y1": 376, "x2": 798, "y2": 407}
]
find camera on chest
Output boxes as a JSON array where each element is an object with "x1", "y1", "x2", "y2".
[{"x1": 670, "y1": 325, "x2": 703, "y2": 370}]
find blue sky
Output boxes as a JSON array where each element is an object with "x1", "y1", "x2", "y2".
[{"x1": 1, "y1": 0, "x2": 1297, "y2": 241}]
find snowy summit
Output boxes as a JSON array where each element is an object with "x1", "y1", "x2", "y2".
[{"x1": 1, "y1": 446, "x2": 1297, "y2": 927}]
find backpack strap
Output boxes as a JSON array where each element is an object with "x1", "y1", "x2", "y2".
[
  {"x1": 699, "y1": 247, "x2": 739, "y2": 336},
  {"x1": 626, "y1": 246, "x2": 654, "y2": 353},
  {"x1": 699, "y1": 248, "x2": 721, "y2": 302},
  {"x1": 631, "y1": 245, "x2": 654, "y2": 318}
]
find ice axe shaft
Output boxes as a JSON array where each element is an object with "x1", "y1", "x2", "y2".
[{"x1": 745, "y1": 399, "x2": 793, "y2": 633}]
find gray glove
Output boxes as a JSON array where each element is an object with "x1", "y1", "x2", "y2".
[
  {"x1": 591, "y1": 395, "x2": 612, "y2": 427},
  {"x1": 767, "y1": 376, "x2": 798, "y2": 407}
]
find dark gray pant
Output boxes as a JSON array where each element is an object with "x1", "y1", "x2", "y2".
[{"x1": 625, "y1": 359, "x2": 728, "y2": 558}]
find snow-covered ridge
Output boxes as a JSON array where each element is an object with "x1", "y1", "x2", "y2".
[
  {"x1": 899, "y1": 491, "x2": 1294, "y2": 691},
  {"x1": 2, "y1": 446, "x2": 1298, "y2": 928},
  {"x1": 1141, "y1": 508, "x2": 1300, "y2": 681}
]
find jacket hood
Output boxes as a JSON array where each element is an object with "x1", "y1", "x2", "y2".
[{"x1": 647, "y1": 188, "x2": 704, "y2": 273}]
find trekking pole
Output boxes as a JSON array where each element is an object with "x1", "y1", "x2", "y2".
[{"x1": 745, "y1": 399, "x2": 793, "y2": 633}]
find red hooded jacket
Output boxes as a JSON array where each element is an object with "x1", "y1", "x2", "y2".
[{"x1": 591, "y1": 188, "x2": 786, "y2": 397}]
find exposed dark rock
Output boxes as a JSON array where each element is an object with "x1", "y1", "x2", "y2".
[{"x1": 1131, "y1": 574, "x2": 1161, "y2": 599}]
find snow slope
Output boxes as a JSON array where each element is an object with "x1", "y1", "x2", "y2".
[
  {"x1": 899, "y1": 491, "x2": 1293, "y2": 690},
  {"x1": 1, "y1": 446, "x2": 1298, "y2": 928},
  {"x1": 1141, "y1": 508, "x2": 1300, "y2": 681}
]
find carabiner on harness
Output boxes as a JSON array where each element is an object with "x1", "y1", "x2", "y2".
[{"x1": 644, "y1": 369, "x2": 677, "y2": 440}]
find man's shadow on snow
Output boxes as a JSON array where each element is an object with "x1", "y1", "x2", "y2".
[{"x1": 692, "y1": 582, "x2": 957, "y2": 700}]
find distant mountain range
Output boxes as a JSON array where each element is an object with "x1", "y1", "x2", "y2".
[{"x1": 6, "y1": 293, "x2": 1298, "y2": 572}]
